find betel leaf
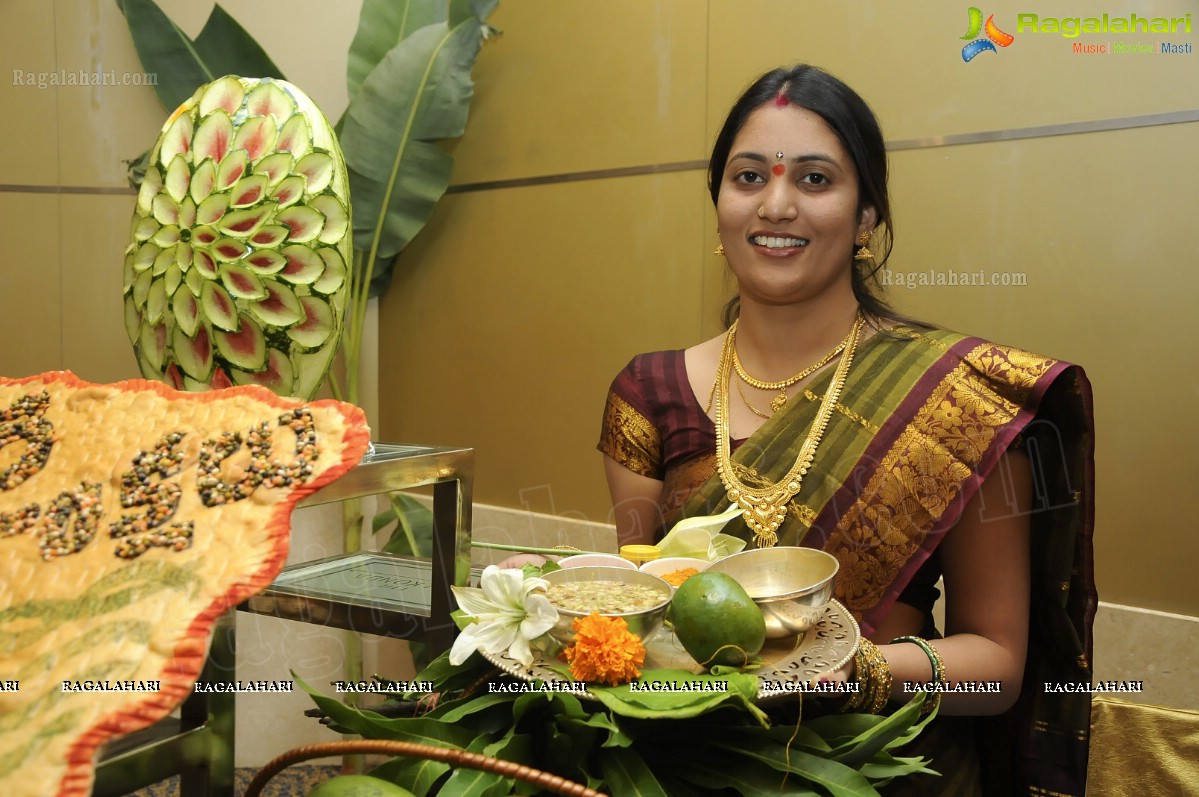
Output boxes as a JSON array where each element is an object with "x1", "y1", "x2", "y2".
[{"x1": 338, "y1": 2, "x2": 498, "y2": 296}]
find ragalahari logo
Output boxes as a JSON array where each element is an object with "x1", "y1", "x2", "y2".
[{"x1": 961, "y1": 7, "x2": 1015, "y2": 61}]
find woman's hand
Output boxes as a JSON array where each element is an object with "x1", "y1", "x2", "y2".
[{"x1": 494, "y1": 553, "x2": 551, "y2": 569}]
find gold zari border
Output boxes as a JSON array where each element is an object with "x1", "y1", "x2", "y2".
[
  {"x1": 826, "y1": 343, "x2": 1055, "y2": 611},
  {"x1": 599, "y1": 391, "x2": 661, "y2": 478}
]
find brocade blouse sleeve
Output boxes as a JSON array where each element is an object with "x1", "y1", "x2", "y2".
[{"x1": 597, "y1": 357, "x2": 663, "y2": 479}]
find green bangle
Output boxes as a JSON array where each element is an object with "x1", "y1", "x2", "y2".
[{"x1": 890, "y1": 635, "x2": 944, "y2": 715}]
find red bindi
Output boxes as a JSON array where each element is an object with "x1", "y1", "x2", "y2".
[{"x1": 771, "y1": 163, "x2": 786, "y2": 176}]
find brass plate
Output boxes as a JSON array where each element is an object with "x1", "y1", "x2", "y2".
[{"x1": 479, "y1": 599, "x2": 860, "y2": 702}]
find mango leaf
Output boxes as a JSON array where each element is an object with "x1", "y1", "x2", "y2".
[
  {"x1": 587, "y1": 669, "x2": 767, "y2": 723},
  {"x1": 857, "y1": 752, "x2": 940, "y2": 781},
  {"x1": 339, "y1": 2, "x2": 498, "y2": 296},
  {"x1": 347, "y1": 0, "x2": 449, "y2": 99},
  {"x1": 598, "y1": 747, "x2": 670, "y2": 797},
  {"x1": 663, "y1": 751, "x2": 821, "y2": 797},
  {"x1": 821, "y1": 692, "x2": 934, "y2": 766},
  {"x1": 435, "y1": 733, "x2": 515, "y2": 797},
  {"x1": 708, "y1": 738, "x2": 878, "y2": 797},
  {"x1": 368, "y1": 754, "x2": 450, "y2": 796},
  {"x1": 295, "y1": 672, "x2": 476, "y2": 749}
]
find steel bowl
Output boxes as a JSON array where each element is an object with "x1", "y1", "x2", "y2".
[
  {"x1": 541, "y1": 566, "x2": 672, "y2": 645},
  {"x1": 707, "y1": 547, "x2": 839, "y2": 638}
]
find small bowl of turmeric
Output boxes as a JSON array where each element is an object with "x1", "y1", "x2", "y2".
[{"x1": 639, "y1": 557, "x2": 710, "y2": 590}]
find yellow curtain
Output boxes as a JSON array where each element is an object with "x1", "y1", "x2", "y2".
[{"x1": 1087, "y1": 696, "x2": 1199, "y2": 795}]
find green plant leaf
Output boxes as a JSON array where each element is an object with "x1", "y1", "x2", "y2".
[
  {"x1": 380, "y1": 493, "x2": 434, "y2": 558},
  {"x1": 295, "y1": 672, "x2": 476, "y2": 748},
  {"x1": 598, "y1": 747, "x2": 670, "y2": 797},
  {"x1": 347, "y1": 0, "x2": 449, "y2": 99},
  {"x1": 437, "y1": 733, "x2": 514, "y2": 796},
  {"x1": 822, "y1": 692, "x2": 933, "y2": 766},
  {"x1": 663, "y1": 749, "x2": 822, "y2": 797},
  {"x1": 339, "y1": 7, "x2": 494, "y2": 293},
  {"x1": 116, "y1": 0, "x2": 213, "y2": 111},
  {"x1": 709, "y1": 738, "x2": 878, "y2": 797},
  {"x1": 192, "y1": 4, "x2": 286, "y2": 81},
  {"x1": 368, "y1": 754, "x2": 450, "y2": 797}
]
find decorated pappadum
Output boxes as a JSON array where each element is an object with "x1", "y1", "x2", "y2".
[{"x1": 0, "y1": 371, "x2": 370, "y2": 797}]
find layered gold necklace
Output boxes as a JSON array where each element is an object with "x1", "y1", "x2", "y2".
[
  {"x1": 715, "y1": 313, "x2": 864, "y2": 548},
  {"x1": 733, "y1": 336, "x2": 847, "y2": 413}
]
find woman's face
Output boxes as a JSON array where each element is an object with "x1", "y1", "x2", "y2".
[{"x1": 716, "y1": 103, "x2": 875, "y2": 310}]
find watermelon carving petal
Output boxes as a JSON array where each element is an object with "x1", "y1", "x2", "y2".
[{"x1": 123, "y1": 76, "x2": 350, "y2": 399}]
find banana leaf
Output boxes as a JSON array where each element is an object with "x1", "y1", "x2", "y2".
[
  {"x1": 339, "y1": 0, "x2": 499, "y2": 297},
  {"x1": 115, "y1": 0, "x2": 286, "y2": 185},
  {"x1": 347, "y1": 0, "x2": 451, "y2": 100}
]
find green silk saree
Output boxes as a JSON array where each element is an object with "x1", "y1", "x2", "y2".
[{"x1": 674, "y1": 327, "x2": 1096, "y2": 796}]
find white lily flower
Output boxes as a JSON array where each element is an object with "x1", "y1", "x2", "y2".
[{"x1": 449, "y1": 565, "x2": 559, "y2": 666}]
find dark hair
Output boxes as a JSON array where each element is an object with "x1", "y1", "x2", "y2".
[{"x1": 709, "y1": 65, "x2": 911, "y2": 329}]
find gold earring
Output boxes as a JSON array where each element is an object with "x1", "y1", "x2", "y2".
[
  {"x1": 854, "y1": 230, "x2": 874, "y2": 262},
  {"x1": 714, "y1": 229, "x2": 725, "y2": 257}
]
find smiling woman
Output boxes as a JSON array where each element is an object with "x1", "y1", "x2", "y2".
[{"x1": 597, "y1": 64, "x2": 1096, "y2": 797}]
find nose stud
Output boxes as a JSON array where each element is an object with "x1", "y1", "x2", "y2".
[{"x1": 757, "y1": 206, "x2": 767, "y2": 219}]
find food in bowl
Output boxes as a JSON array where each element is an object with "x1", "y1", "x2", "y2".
[
  {"x1": 546, "y1": 580, "x2": 666, "y2": 613},
  {"x1": 660, "y1": 567, "x2": 700, "y2": 586},
  {"x1": 638, "y1": 556, "x2": 711, "y2": 590},
  {"x1": 541, "y1": 566, "x2": 672, "y2": 644}
]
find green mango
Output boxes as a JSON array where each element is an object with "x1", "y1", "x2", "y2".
[
  {"x1": 307, "y1": 774, "x2": 416, "y2": 797},
  {"x1": 670, "y1": 572, "x2": 766, "y2": 669}
]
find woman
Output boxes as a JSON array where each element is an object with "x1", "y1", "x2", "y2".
[{"x1": 599, "y1": 65, "x2": 1095, "y2": 796}]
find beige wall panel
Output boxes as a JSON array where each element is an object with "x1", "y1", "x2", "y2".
[
  {"x1": 706, "y1": 0, "x2": 1198, "y2": 142},
  {"x1": 52, "y1": 0, "x2": 359, "y2": 188},
  {"x1": 0, "y1": 1, "x2": 60, "y2": 186},
  {"x1": 0, "y1": 195, "x2": 62, "y2": 377},
  {"x1": 378, "y1": 172, "x2": 707, "y2": 522},
  {"x1": 882, "y1": 122, "x2": 1198, "y2": 615},
  {"x1": 59, "y1": 194, "x2": 142, "y2": 383},
  {"x1": 201, "y1": 0, "x2": 360, "y2": 118},
  {"x1": 52, "y1": 0, "x2": 169, "y2": 187},
  {"x1": 450, "y1": 0, "x2": 709, "y2": 184}
]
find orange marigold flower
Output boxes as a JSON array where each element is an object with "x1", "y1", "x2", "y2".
[{"x1": 563, "y1": 612, "x2": 646, "y2": 686}]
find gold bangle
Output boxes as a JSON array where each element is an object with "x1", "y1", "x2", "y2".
[
  {"x1": 839, "y1": 645, "x2": 870, "y2": 713},
  {"x1": 891, "y1": 635, "x2": 945, "y2": 715},
  {"x1": 840, "y1": 639, "x2": 892, "y2": 715},
  {"x1": 860, "y1": 639, "x2": 893, "y2": 714}
]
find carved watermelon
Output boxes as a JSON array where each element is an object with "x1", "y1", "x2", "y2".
[{"x1": 123, "y1": 76, "x2": 349, "y2": 399}]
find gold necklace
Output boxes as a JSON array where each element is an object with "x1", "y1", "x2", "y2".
[
  {"x1": 732, "y1": 334, "x2": 849, "y2": 413},
  {"x1": 715, "y1": 313, "x2": 864, "y2": 548},
  {"x1": 735, "y1": 377, "x2": 771, "y2": 419}
]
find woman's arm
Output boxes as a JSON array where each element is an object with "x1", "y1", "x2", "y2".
[
  {"x1": 603, "y1": 454, "x2": 665, "y2": 547},
  {"x1": 872, "y1": 448, "x2": 1033, "y2": 715}
]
